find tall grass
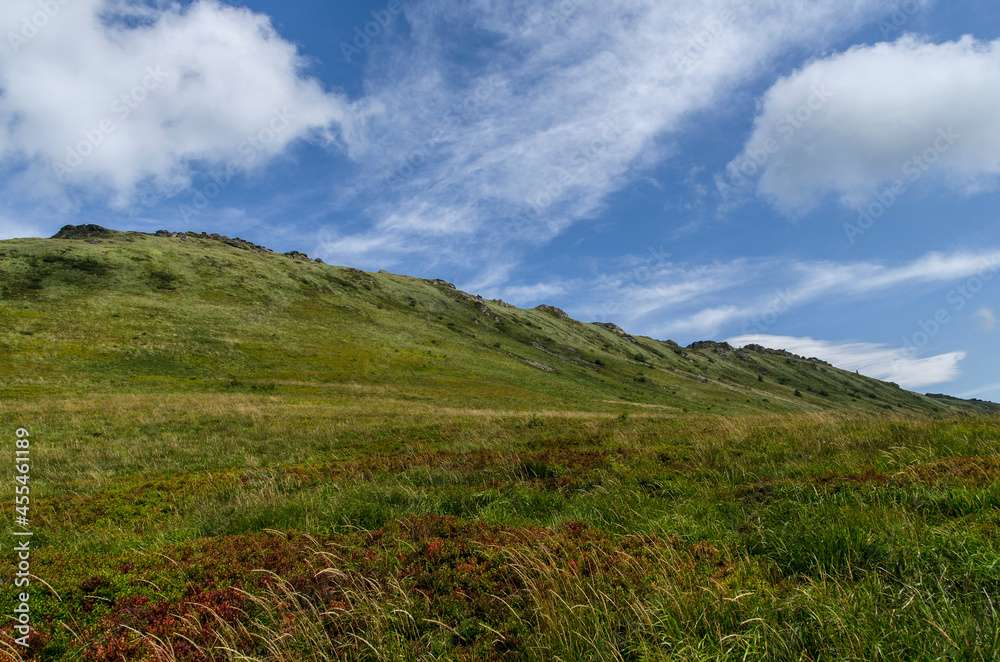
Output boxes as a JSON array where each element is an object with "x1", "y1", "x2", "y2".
[
  {"x1": 133, "y1": 516, "x2": 998, "y2": 661},
  {"x1": 1, "y1": 393, "x2": 997, "y2": 659}
]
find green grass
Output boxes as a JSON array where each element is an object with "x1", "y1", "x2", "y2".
[
  {"x1": 0, "y1": 228, "x2": 997, "y2": 660},
  {"x1": 2, "y1": 229, "x2": 991, "y2": 417}
]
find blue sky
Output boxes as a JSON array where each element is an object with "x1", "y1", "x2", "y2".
[{"x1": 2, "y1": 0, "x2": 999, "y2": 399}]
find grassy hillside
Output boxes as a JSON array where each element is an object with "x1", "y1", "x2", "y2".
[
  {"x1": 0, "y1": 226, "x2": 997, "y2": 660},
  {"x1": 0, "y1": 226, "x2": 990, "y2": 416}
]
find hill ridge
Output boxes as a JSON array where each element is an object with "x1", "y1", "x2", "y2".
[{"x1": 0, "y1": 223, "x2": 993, "y2": 416}]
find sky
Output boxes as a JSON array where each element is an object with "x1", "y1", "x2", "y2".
[{"x1": 1, "y1": 0, "x2": 999, "y2": 400}]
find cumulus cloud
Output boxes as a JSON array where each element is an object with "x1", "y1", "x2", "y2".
[
  {"x1": 0, "y1": 0, "x2": 354, "y2": 207},
  {"x1": 725, "y1": 34, "x2": 1000, "y2": 214},
  {"x1": 728, "y1": 334, "x2": 965, "y2": 389},
  {"x1": 320, "y1": 0, "x2": 901, "y2": 268}
]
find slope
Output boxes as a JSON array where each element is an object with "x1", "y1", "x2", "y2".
[
  {"x1": 1, "y1": 226, "x2": 999, "y2": 660},
  {"x1": 0, "y1": 225, "x2": 992, "y2": 418}
]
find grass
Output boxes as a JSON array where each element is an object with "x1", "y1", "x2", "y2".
[
  {"x1": 2, "y1": 400, "x2": 998, "y2": 660},
  {"x1": 0, "y1": 228, "x2": 997, "y2": 659},
  {"x1": 2, "y1": 229, "x2": 993, "y2": 417}
]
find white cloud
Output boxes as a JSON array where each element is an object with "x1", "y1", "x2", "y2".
[
  {"x1": 975, "y1": 307, "x2": 998, "y2": 332},
  {"x1": 726, "y1": 34, "x2": 1000, "y2": 214},
  {"x1": 662, "y1": 305, "x2": 746, "y2": 336},
  {"x1": 583, "y1": 258, "x2": 753, "y2": 325},
  {"x1": 327, "y1": 0, "x2": 901, "y2": 267},
  {"x1": 728, "y1": 334, "x2": 965, "y2": 389},
  {"x1": 0, "y1": 0, "x2": 354, "y2": 207},
  {"x1": 564, "y1": 247, "x2": 1000, "y2": 339},
  {"x1": 792, "y1": 250, "x2": 1000, "y2": 298}
]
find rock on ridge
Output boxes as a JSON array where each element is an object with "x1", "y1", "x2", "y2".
[
  {"x1": 52, "y1": 224, "x2": 114, "y2": 239},
  {"x1": 593, "y1": 322, "x2": 638, "y2": 344},
  {"x1": 536, "y1": 304, "x2": 570, "y2": 320}
]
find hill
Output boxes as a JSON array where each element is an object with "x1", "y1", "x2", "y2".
[
  {"x1": 0, "y1": 224, "x2": 993, "y2": 417},
  {"x1": 1, "y1": 225, "x2": 998, "y2": 660}
]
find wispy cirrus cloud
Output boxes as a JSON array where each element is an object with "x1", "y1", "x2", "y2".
[
  {"x1": 494, "y1": 249, "x2": 979, "y2": 387},
  {"x1": 530, "y1": 247, "x2": 1000, "y2": 339},
  {"x1": 959, "y1": 382, "x2": 1000, "y2": 399},
  {"x1": 320, "y1": 0, "x2": 907, "y2": 271},
  {"x1": 789, "y1": 251, "x2": 1000, "y2": 299}
]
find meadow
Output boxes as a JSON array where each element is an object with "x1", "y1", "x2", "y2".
[
  {"x1": 2, "y1": 394, "x2": 998, "y2": 660},
  {"x1": 0, "y1": 228, "x2": 997, "y2": 660}
]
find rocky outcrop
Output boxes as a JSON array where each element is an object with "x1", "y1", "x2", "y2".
[
  {"x1": 152, "y1": 230, "x2": 280, "y2": 255},
  {"x1": 594, "y1": 322, "x2": 627, "y2": 335},
  {"x1": 741, "y1": 344, "x2": 795, "y2": 358},
  {"x1": 687, "y1": 341, "x2": 732, "y2": 351},
  {"x1": 53, "y1": 224, "x2": 113, "y2": 239},
  {"x1": 593, "y1": 322, "x2": 638, "y2": 343},
  {"x1": 511, "y1": 355, "x2": 556, "y2": 372},
  {"x1": 536, "y1": 305, "x2": 570, "y2": 320}
]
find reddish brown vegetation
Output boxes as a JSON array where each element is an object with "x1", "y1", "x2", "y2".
[
  {"x1": 27, "y1": 515, "x2": 696, "y2": 660},
  {"x1": 903, "y1": 455, "x2": 1000, "y2": 486}
]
